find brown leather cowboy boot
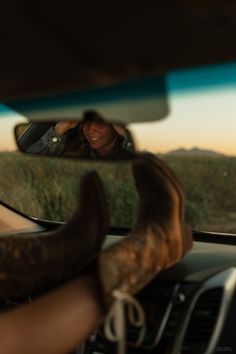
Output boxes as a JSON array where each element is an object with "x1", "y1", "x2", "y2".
[
  {"x1": 97, "y1": 153, "x2": 193, "y2": 354},
  {"x1": 0, "y1": 170, "x2": 109, "y2": 300},
  {"x1": 98, "y1": 152, "x2": 193, "y2": 306}
]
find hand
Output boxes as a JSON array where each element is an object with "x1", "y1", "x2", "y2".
[{"x1": 54, "y1": 120, "x2": 79, "y2": 135}]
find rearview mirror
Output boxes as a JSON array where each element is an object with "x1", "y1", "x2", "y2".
[{"x1": 14, "y1": 112, "x2": 135, "y2": 160}]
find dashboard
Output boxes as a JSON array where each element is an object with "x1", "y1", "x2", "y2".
[{"x1": 83, "y1": 239, "x2": 236, "y2": 354}]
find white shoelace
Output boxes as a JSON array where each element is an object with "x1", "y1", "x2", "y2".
[{"x1": 103, "y1": 290, "x2": 146, "y2": 354}]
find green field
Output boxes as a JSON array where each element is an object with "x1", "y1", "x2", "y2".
[{"x1": 1, "y1": 152, "x2": 236, "y2": 233}]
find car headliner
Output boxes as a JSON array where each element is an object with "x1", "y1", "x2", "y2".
[{"x1": 1, "y1": 1, "x2": 236, "y2": 101}]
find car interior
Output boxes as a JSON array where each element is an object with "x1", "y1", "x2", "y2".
[{"x1": 1, "y1": 2, "x2": 236, "y2": 354}]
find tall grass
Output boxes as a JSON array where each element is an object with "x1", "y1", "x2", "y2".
[
  {"x1": 1, "y1": 152, "x2": 236, "y2": 232},
  {"x1": 0, "y1": 152, "x2": 137, "y2": 226},
  {"x1": 163, "y1": 155, "x2": 236, "y2": 232}
]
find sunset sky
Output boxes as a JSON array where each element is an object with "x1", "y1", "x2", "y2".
[{"x1": 130, "y1": 85, "x2": 236, "y2": 155}]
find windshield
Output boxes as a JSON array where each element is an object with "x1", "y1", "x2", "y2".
[
  {"x1": 1, "y1": 62, "x2": 236, "y2": 233},
  {"x1": 131, "y1": 63, "x2": 236, "y2": 233}
]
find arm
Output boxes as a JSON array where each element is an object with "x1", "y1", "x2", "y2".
[
  {"x1": 27, "y1": 127, "x2": 67, "y2": 155},
  {"x1": 0, "y1": 272, "x2": 105, "y2": 354},
  {"x1": 27, "y1": 121, "x2": 79, "y2": 155}
]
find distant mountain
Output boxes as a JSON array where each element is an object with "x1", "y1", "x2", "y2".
[{"x1": 165, "y1": 147, "x2": 225, "y2": 158}]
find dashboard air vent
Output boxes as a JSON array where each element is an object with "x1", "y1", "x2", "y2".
[{"x1": 181, "y1": 287, "x2": 223, "y2": 354}]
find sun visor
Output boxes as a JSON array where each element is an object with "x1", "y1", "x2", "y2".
[{"x1": 2, "y1": 76, "x2": 169, "y2": 124}]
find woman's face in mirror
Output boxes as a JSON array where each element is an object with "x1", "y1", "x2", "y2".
[{"x1": 82, "y1": 121, "x2": 117, "y2": 151}]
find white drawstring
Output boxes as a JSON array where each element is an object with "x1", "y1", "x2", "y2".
[{"x1": 103, "y1": 290, "x2": 146, "y2": 354}]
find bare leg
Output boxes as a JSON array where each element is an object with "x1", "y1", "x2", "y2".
[{"x1": 0, "y1": 272, "x2": 105, "y2": 354}]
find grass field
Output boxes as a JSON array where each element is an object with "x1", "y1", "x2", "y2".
[{"x1": 1, "y1": 152, "x2": 236, "y2": 233}]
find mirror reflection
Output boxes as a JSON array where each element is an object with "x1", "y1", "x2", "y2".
[{"x1": 15, "y1": 111, "x2": 135, "y2": 159}]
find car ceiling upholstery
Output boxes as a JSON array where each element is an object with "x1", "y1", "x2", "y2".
[{"x1": 1, "y1": 0, "x2": 236, "y2": 101}]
